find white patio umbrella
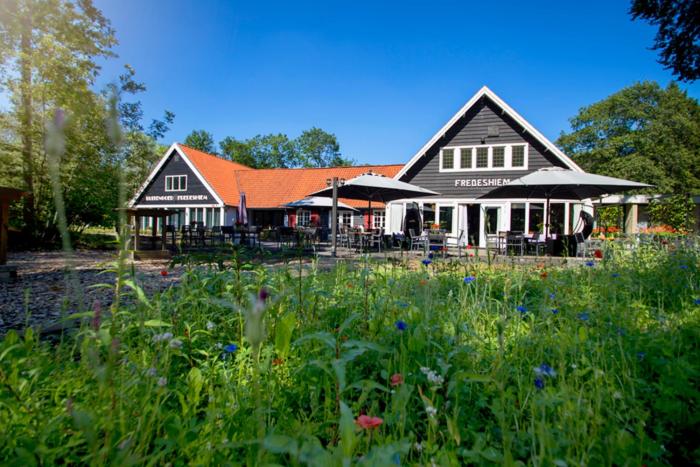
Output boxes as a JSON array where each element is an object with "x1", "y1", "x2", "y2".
[
  {"x1": 283, "y1": 196, "x2": 358, "y2": 211},
  {"x1": 310, "y1": 173, "x2": 439, "y2": 255},
  {"x1": 478, "y1": 167, "x2": 652, "y2": 238}
]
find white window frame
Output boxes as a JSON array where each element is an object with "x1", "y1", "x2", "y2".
[
  {"x1": 338, "y1": 210, "x2": 353, "y2": 228},
  {"x1": 297, "y1": 209, "x2": 311, "y2": 227},
  {"x1": 165, "y1": 175, "x2": 187, "y2": 192},
  {"x1": 438, "y1": 143, "x2": 529, "y2": 172},
  {"x1": 372, "y1": 209, "x2": 386, "y2": 230}
]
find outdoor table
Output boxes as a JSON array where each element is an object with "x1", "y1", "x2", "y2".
[{"x1": 427, "y1": 233, "x2": 446, "y2": 256}]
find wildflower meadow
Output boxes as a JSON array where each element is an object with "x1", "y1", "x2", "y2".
[{"x1": 1, "y1": 243, "x2": 699, "y2": 465}]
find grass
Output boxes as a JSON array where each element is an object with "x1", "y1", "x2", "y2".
[{"x1": 0, "y1": 243, "x2": 699, "y2": 465}]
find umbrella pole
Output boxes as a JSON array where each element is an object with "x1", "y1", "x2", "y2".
[
  {"x1": 545, "y1": 196, "x2": 551, "y2": 239},
  {"x1": 331, "y1": 178, "x2": 338, "y2": 257},
  {"x1": 367, "y1": 199, "x2": 372, "y2": 230}
]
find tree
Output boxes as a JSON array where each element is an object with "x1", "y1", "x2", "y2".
[
  {"x1": 184, "y1": 130, "x2": 216, "y2": 154},
  {"x1": 630, "y1": 0, "x2": 700, "y2": 82},
  {"x1": 0, "y1": 0, "x2": 117, "y2": 236},
  {"x1": 295, "y1": 127, "x2": 353, "y2": 167},
  {"x1": 556, "y1": 81, "x2": 700, "y2": 195},
  {"x1": 219, "y1": 128, "x2": 352, "y2": 168}
]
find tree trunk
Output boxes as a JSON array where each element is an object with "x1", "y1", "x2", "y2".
[{"x1": 20, "y1": 11, "x2": 35, "y2": 237}]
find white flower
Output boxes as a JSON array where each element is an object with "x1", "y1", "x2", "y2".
[
  {"x1": 425, "y1": 405, "x2": 437, "y2": 418},
  {"x1": 152, "y1": 332, "x2": 173, "y2": 343},
  {"x1": 146, "y1": 367, "x2": 157, "y2": 377},
  {"x1": 169, "y1": 339, "x2": 183, "y2": 350},
  {"x1": 613, "y1": 391, "x2": 623, "y2": 400},
  {"x1": 206, "y1": 321, "x2": 216, "y2": 331},
  {"x1": 216, "y1": 342, "x2": 223, "y2": 349},
  {"x1": 414, "y1": 442, "x2": 423, "y2": 452},
  {"x1": 157, "y1": 377, "x2": 167, "y2": 387}
]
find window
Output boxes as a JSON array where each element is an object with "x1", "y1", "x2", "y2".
[
  {"x1": 460, "y1": 147, "x2": 472, "y2": 169},
  {"x1": 338, "y1": 211, "x2": 353, "y2": 227},
  {"x1": 438, "y1": 143, "x2": 528, "y2": 171},
  {"x1": 297, "y1": 209, "x2": 310, "y2": 227},
  {"x1": 439, "y1": 206, "x2": 453, "y2": 232},
  {"x1": 441, "y1": 148, "x2": 454, "y2": 170},
  {"x1": 372, "y1": 210, "x2": 385, "y2": 230},
  {"x1": 423, "y1": 203, "x2": 436, "y2": 227},
  {"x1": 476, "y1": 147, "x2": 489, "y2": 168},
  {"x1": 511, "y1": 145, "x2": 525, "y2": 167},
  {"x1": 528, "y1": 203, "x2": 544, "y2": 234},
  {"x1": 165, "y1": 175, "x2": 187, "y2": 192},
  {"x1": 492, "y1": 146, "x2": 505, "y2": 168},
  {"x1": 510, "y1": 203, "x2": 526, "y2": 232}
]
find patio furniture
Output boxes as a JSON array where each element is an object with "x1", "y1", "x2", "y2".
[
  {"x1": 369, "y1": 229, "x2": 383, "y2": 252},
  {"x1": 445, "y1": 229, "x2": 465, "y2": 258},
  {"x1": 506, "y1": 232, "x2": 525, "y2": 256},
  {"x1": 428, "y1": 232, "x2": 446, "y2": 257},
  {"x1": 409, "y1": 229, "x2": 428, "y2": 252}
]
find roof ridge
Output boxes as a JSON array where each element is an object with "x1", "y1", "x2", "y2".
[{"x1": 177, "y1": 143, "x2": 253, "y2": 170}]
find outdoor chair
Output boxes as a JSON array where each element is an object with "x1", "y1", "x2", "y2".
[
  {"x1": 506, "y1": 232, "x2": 525, "y2": 256},
  {"x1": 210, "y1": 225, "x2": 223, "y2": 244},
  {"x1": 532, "y1": 233, "x2": 547, "y2": 256},
  {"x1": 574, "y1": 232, "x2": 588, "y2": 258},
  {"x1": 337, "y1": 227, "x2": 350, "y2": 250},
  {"x1": 409, "y1": 229, "x2": 428, "y2": 253},
  {"x1": 369, "y1": 229, "x2": 383, "y2": 252},
  {"x1": 180, "y1": 225, "x2": 191, "y2": 246},
  {"x1": 445, "y1": 229, "x2": 465, "y2": 258}
]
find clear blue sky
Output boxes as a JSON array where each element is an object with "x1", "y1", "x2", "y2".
[{"x1": 93, "y1": 0, "x2": 699, "y2": 165}]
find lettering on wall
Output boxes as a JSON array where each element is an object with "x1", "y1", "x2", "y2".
[
  {"x1": 454, "y1": 178, "x2": 511, "y2": 188},
  {"x1": 144, "y1": 194, "x2": 209, "y2": 202}
]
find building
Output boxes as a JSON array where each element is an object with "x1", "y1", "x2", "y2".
[
  {"x1": 129, "y1": 143, "x2": 402, "y2": 232},
  {"x1": 386, "y1": 86, "x2": 589, "y2": 246}
]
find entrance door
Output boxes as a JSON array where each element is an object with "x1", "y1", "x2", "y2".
[
  {"x1": 481, "y1": 206, "x2": 502, "y2": 247},
  {"x1": 466, "y1": 204, "x2": 480, "y2": 246}
]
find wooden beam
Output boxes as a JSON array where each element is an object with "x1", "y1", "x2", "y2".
[
  {"x1": 134, "y1": 215, "x2": 140, "y2": 251},
  {"x1": 161, "y1": 214, "x2": 167, "y2": 251},
  {"x1": 0, "y1": 201, "x2": 8, "y2": 265}
]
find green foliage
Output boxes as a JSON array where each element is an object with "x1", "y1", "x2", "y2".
[
  {"x1": 557, "y1": 81, "x2": 700, "y2": 195},
  {"x1": 630, "y1": 0, "x2": 700, "y2": 82},
  {"x1": 184, "y1": 129, "x2": 216, "y2": 154},
  {"x1": 1, "y1": 245, "x2": 699, "y2": 464},
  {"x1": 647, "y1": 194, "x2": 696, "y2": 232},
  {"x1": 219, "y1": 128, "x2": 353, "y2": 168}
]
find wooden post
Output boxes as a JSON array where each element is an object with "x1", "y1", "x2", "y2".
[
  {"x1": 161, "y1": 214, "x2": 167, "y2": 250},
  {"x1": 0, "y1": 201, "x2": 8, "y2": 265},
  {"x1": 134, "y1": 214, "x2": 140, "y2": 251}
]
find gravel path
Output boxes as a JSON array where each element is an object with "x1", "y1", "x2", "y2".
[{"x1": 0, "y1": 250, "x2": 182, "y2": 333}]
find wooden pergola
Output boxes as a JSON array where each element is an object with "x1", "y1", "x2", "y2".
[
  {"x1": 120, "y1": 207, "x2": 175, "y2": 252},
  {"x1": 0, "y1": 187, "x2": 27, "y2": 266}
]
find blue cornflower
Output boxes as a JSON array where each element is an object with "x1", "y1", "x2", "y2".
[
  {"x1": 611, "y1": 273, "x2": 620, "y2": 278},
  {"x1": 224, "y1": 343, "x2": 238, "y2": 353},
  {"x1": 397, "y1": 302, "x2": 409, "y2": 308},
  {"x1": 694, "y1": 298, "x2": 700, "y2": 306},
  {"x1": 395, "y1": 320, "x2": 408, "y2": 331},
  {"x1": 577, "y1": 312, "x2": 590, "y2": 322},
  {"x1": 637, "y1": 351, "x2": 646, "y2": 361},
  {"x1": 534, "y1": 377, "x2": 545, "y2": 390},
  {"x1": 680, "y1": 265, "x2": 689, "y2": 270},
  {"x1": 428, "y1": 252, "x2": 434, "y2": 259},
  {"x1": 516, "y1": 305, "x2": 527, "y2": 314},
  {"x1": 551, "y1": 308, "x2": 559, "y2": 315},
  {"x1": 549, "y1": 292, "x2": 555, "y2": 300},
  {"x1": 422, "y1": 259, "x2": 432, "y2": 266},
  {"x1": 585, "y1": 260, "x2": 595, "y2": 267},
  {"x1": 464, "y1": 276, "x2": 476, "y2": 284},
  {"x1": 534, "y1": 363, "x2": 556, "y2": 378}
]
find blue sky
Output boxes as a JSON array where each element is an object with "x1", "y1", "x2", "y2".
[{"x1": 93, "y1": 0, "x2": 698, "y2": 165}]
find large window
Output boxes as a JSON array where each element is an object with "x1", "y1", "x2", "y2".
[
  {"x1": 438, "y1": 143, "x2": 529, "y2": 172},
  {"x1": 296, "y1": 209, "x2": 311, "y2": 227},
  {"x1": 439, "y1": 206, "x2": 453, "y2": 232},
  {"x1": 423, "y1": 203, "x2": 436, "y2": 228},
  {"x1": 441, "y1": 148, "x2": 454, "y2": 170},
  {"x1": 165, "y1": 175, "x2": 187, "y2": 192},
  {"x1": 528, "y1": 203, "x2": 544, "y2": 234},
  {"x1": 372, "y1": 210, "x2": 385, "y2": 230},
  {"x1": 510, "y1": 203, "x2": 526, "y2": 232}
]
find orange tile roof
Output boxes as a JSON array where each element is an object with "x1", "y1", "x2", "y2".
[
  {"x1": 178, "y1": 144, "x2": 253, "y2": 205},
  {"x1": 179, "y1": 143, "x2": 403, "y2": 209},
  {"x1": 234, "y1": 165, "x2": 404, "y2": 209}
]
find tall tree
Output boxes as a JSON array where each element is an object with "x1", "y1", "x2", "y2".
[
  {"x1": 184, "y1": 129, "x2": 216, "y2": 154},
  {"x1": 630, "y1": 0, "x2": 700, "y2": 82},
  {"x1": 295, "y1": 127, "x2": 352, "y2": 167},
  {"x1": 0, "y1": 0, "x2": 116, "y2": 236},
  {"x1": 219, "y1": 136, "x2": 255, "y2": 167},
  {"x1": 556, "y1": 81, "x2": 700, "y2": 195}
]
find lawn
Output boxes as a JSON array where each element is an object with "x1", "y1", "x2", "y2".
[{"x1": 1, "y1": 244, "x2": 699, "y2": 465}]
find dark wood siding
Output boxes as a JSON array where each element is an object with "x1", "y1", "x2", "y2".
[
  {"x1": 136, "y1": 151, "x2": 219, "y2": 206},
  {"x1": 401, "y1": 97, "x2": 569, "y2": 198}
]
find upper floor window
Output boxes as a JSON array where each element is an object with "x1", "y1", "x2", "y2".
[
  {"x1": 441, "y1": 148, "x2": 454, "y2": 170},
  {"x1": 165, "y1": 175, "x2": 187, "y2": 192},
  {"x1": 439, "y1": 143, "x2": 529, "y2": 172}
]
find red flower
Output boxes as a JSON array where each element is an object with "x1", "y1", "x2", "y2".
[
  {"x1": 540, "y1": 271, "x2": 548, "y2": 280},
  {"x1": 272, "y1": 358, "x2": 284, "y2": 366},
  {"x1": 594, "y1": 249, "x2": 603, "y2": 259},
  {"x1": 160, "y1": 269, "x2": 168, "y2": 277},
  {"x1": 466, "y1": 244, "x2": 472, "y2": 250},
  {"x1": 390, "y1": 373, "x2": 404, "y2": 386},
  {"x1": 355, "y1": 415, "x2": 383, "y2": 429}
]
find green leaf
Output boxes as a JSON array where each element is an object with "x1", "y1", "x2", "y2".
[
  {"x1": 143, "y1": 320, "x2": 172, "y2": 327},
  {"x1": 274, "y1": 313, "x2": 296, "y2": 359}
]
